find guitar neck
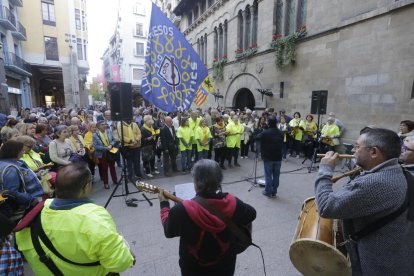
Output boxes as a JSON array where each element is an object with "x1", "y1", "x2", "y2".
[{"x1": 163, "y1": 190, "x2": 183, "y2": 203}]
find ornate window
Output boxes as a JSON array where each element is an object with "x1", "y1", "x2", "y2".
[
  {"x1": 204, "y1": 33, "x2": 208, "y2": 63},
  {"x1": 285, "y1": 0, "x2": 297, "y2": 35},
  {"x1": 237, "y1": 10, "x2": 243, "y2": 50},
  {"x1": 296, "y1": 0, "x2": 307, "y2": 28},
  {"x1": 274, "y1": 0, "x2": 283, "y2": 35},
  {"x1": 213, "y1": 27, "x2": 218, "y2": 60}
]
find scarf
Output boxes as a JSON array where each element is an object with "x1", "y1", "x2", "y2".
[
  {"x1": 143, "y1": 124, "x2": 159, "y2": 140},
  {"x1": 98, "y1": 130, "x2": 109, "y2": 146}
]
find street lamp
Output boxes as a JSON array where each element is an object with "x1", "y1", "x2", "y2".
[
  {"x1": 256, "y1": 88, "x2": 273, "y2": 102},
  {"x1": 65, "y1": 33, "x2": 80, "y2": 108}
]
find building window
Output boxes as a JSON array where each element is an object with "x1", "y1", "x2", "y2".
[
  {"x1": 133, "y1": 2, "x2": 145, "y2": 15},
  {"x1": 218, "y1": 24, "x2": 223, "y2": 59},
  {"x1": 252, "y1": 1, "x2": 258, "y2": 46},
  {"x1": 213, "y1": 28, "x2": 218, "y2": 60},
  {"x1": 188, "y1": 12, "x2": 193, "y2": 25},
  {"x1": 194, "y1": 6, "x2": 199, "y2": 21},
  {"x1": 285, "y1": 0, "x2": 296, "y2": 35},
  {"x1": 200, "y1": 1, "x2": 206, "y2": 14},
  {"x1": 204, "y1": 33, "x2": 208, "y2": 64},
  {"x1": 244, "y1": 7, "x2": 251, "y2": 49},
  {"x1": 75, "y1": 9, "x2": 81, "y2": 30},
  {"x1": 197, "y1": 38, "x2": 200, "y2": 57},
  {"x1": 77, "y1": 38, "x2": 83, "y2": 60},
  {"x1": 135, "y1": 42, "x2": 144, "y2": 56},
  {"x1": 44, "y1": 36, "x2": 59, "y2": 61},
  {"x1": 237, "y1": 11, "x2": 243, "y2": 51},
  {"x1": 132, "y1": 68, "x2": 143, "y2": 81},
  {"x1": 135, "y1": 23, "x2": 144, "y2": 36},
  {"x1": 296, "y1": 0, "x2": 307, "y2": 29},
  {"x1": 42, "y1": 0, "x2": 56, "y2": 26},
  {"x1": 83, "y1": 40, "x2": 87, "y2": 60},
  {"x1": 411, "y1": 79, "x2": 414, "y2": 99},
  {"x1": 274, "y1": 0, "x2": 283, "y2": 35},
  {"x1": 82, "y1": 11, "x2": 87, "y2": 31},
  {"x1": 223, "y1": 21, "x2": 227, "y2": 58},
  {"x1": 200, "y1": 37, "x2": 204, "y2": 64}
]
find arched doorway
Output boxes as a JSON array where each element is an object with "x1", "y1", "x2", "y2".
[{"x1": 234, "y1": 88, "x2": 255, "y2": 110}]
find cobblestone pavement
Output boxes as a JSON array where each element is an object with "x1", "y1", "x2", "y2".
[{"x1": 25, "y1": 155, "x2": 349, "y2": 276}]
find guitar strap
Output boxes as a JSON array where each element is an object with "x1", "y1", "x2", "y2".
[{"x1": 193, "y1": 196, "x2": 252, "y2": 247}]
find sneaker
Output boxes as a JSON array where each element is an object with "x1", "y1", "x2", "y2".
[
  {"x1": 262, "y1": 191, "x2": 272, "y2": 198},
  {"x1": 146, "y1": 173, "x2": 153, "y2": 178},
  {"x1": 153, "y1": 170, "x2": 160, "y2": 174},
  {"x1": 271, "y1": 193, "x2": 277, "y2": 198}
]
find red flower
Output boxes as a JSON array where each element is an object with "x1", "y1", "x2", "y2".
[
  {"x1": 222, "y1": 55, "x2": 227, "y2": 59},
  {"x1": 235, "y1": 48, "x2": 243, "y2": 54},
  {"x1": 296, "y1": 24, "x2": 306, "y2": 32},
  {"x1": 213, "y1": 58, "x2": 217, "y2": 62},
  {"x1": 272, "y1": 34, "x2": 282, "y2": 40}
]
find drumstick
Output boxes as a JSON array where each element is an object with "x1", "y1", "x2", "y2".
[{"x1": 317, "y1": 154, "x2": 354, "y2": 159}]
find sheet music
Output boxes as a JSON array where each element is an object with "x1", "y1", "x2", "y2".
[{"x1": 175, "y1": 183, "x2": 196, "y2": 200}]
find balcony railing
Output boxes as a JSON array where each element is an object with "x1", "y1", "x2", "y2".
[
  {"x1": 9, "y1": 0, "x2": 23, "y2": 7},
  {"x1": 4, "y1": 52, "x2": 32, "y2": 76},
  {"x1": 11, "y1": 21, "x2": 26, "y2": 40},
  {"x1": 0, "y1": 6, "x2": 17, "y2": 31}
]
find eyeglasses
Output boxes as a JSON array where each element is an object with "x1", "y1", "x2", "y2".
[
  {"x1": 353, "y1": 144, "x2": 372, "y2": 150},
  {"x1": 401, "y1": 145, "x2": 414, "y2": 152}
]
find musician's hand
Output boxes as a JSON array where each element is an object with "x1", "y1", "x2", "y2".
[
  {"x1": 158, "y1": 189, "x2": 167, "y2": 202},
  {"x1": 320, "y1": 151, "x2": 339, "y2": 168}
]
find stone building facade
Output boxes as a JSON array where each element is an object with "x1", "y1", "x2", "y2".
[{"x1": 173, "y1": 0, "x2": 414, "y2": 141}]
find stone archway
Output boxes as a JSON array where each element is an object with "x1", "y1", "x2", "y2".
[
  {"x1": 234, "y1": 88, "x2": 255, "y2": 110},
  {"x1": 225, "y1": 73, "x2": 266, "y2": 109}
]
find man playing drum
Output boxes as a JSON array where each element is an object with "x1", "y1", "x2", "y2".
[{"x1": 315, "y1": 128, "x2": 414, "y2": 275}]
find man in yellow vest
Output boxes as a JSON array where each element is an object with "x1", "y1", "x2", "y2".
[
  {"x1": 116, "y1": 120, "x2": 143, "y2": 181},
  {"x1": 189, "y1": 110, "x2": 201, "y2": 163},
  {"x1": 226, "y1": 115, "x2": 243, "y2": 168},
  {"x1": 16, "y1": 163, "x2": 135, "y2": 275}
]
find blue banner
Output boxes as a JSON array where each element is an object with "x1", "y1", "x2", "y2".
[{"x1": 142, "y1": 3, "x2": 212, "y2": 112}]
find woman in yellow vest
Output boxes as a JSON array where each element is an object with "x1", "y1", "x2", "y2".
[
  {"x1": 320, "y1": 117, "x2": 340, "y2": 152},
  {"x1": 17, "y1": 135, "x2": 56, "y2": 197},
  {"x1": 68, "y1": 125, "x2": 87, "y2": 157},
  {"x1": 225, "y1": 115, "x2": 243, "y2": 167},
  {"x1": 288, "y1": 112, "x2": 306, "y2": 158},
  {"x1": 177, "y1": 117, "x2": 193, "y2": 173},
  {"x1": 195, "y1": 119, "x2": 212, "y2": 160},
  {"x1": 278, "y1": 117, "x2": 290, "y2": 160},
  {"x1": 83, "y1": 123, "x2": 99, "y2": 181}
]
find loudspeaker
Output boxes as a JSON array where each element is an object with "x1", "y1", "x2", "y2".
[
  {"x1": 310, "y1": 90, "x2": 328, "y2": 115},
  {"x1": 109, "y1": 82, "x2": 133, "y2": 121}
]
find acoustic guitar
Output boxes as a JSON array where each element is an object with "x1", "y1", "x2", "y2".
[{"x1": 135, "y1": 181, "x2": 253, "y2": 253}]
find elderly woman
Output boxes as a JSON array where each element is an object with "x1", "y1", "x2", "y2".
[
  {"x1": 93, "y1": 121, "x2": 117, "y2": 189},
  {"x1": 16, "y1": 136, "x2": 56, "y2": 197},
  {"x1": 141, "y1": 115, "x2": 160, "y2": 178},
  {"x1": 0, "y1": 140, "x2": 44, "y2": 222},
  {"x1": 288, "y1": 112, "x2": 306, "y2": 158},
  {"x1": 320, "y1": 117, "x2": 340, "y2": 153},
  {"x1": 16, "y1": 123, "x2": 36, "y2": 137},
  {"x1": 1, "y1": 128, "x2": 20, "y2": 145},
  {"x1": 49, "y1": 125, "x2": 75, "y2": 168},
  {"x1": 212, "y1": 117, "x2": 227, "y2": 169},
  {"x1": 68, "y1": 125, "x2": 86, "y2": 157},
  {"x1": 398, "y1": 120, "x2": 414, "y2": 144},
  {"x1": 195, "y1": 119, "x2": 212, "y2": 160},
  {"x1": 33, "y1": 123, "x2": 53, "y2": 163},
  {"x1": 84, "y1": 122, "x2": 99, "y2": 181}
]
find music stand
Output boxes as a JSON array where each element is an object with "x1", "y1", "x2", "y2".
[
  {"x1": 247, "y1": 148, "x2": 261, "y2": 192},
  {"x1": 104, "y1": 120, "x2": 153, "y2": 208}
]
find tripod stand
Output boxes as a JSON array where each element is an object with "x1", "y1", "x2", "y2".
[{"x1": 104, "y1": 120, "x2": 153, "y2": 208}]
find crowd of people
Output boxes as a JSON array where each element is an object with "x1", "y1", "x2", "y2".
[{"x1": 0, "y1": 104, "x2": 414, "y2": 275}]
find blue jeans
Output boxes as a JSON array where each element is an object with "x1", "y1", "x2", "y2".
[
  {"x1": 263, "y1": 161, "x2": 282, "y2": 195},
  {"x1": 199, "y1": 150, "x2": 208, "y2": 159},
  {"x1": 181, "y1": 150, "x2": 191, "y2": 171},
  {"x1": 123, "y1": 147, "x2": 142, "y2": 178}
]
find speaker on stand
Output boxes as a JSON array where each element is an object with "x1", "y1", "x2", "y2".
[
  {"x1": 105, "y1": 82, "x2": 152, "y2": 208},
  {"x1": 307, "y1": 90, "x2": 328, "y2": 173}
]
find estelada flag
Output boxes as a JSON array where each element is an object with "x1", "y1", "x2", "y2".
[{"x1": 142, "y1": 3, "x2": 214, "y2": 112}]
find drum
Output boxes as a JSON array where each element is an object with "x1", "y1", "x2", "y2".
[{"x1": 289, "y1": 197, "x2": 351, "y2": 276}]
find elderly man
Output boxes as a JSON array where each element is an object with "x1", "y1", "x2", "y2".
[
  {"x1": 328, "y1": 112, "x2": 345, "y2": 136},
  {"x1": 400, "y1": 135, "x2": 414, "y2": 175},
  {"x1": 16, "y1": 163, "x2": 135, "y2": 275},
  {"x1": 158, "y1": 159, "x2": 256, "y2": 276},
  {"x1": 160, "y1": 116, "x2": 179, "y2": 176},
  {"x1": 315, "y1": 128, "x2": 414, "y2": 275}
]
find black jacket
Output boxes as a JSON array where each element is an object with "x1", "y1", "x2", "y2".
[
  {"x1": 255, "y1": 127, "x2": 283, "y2": 161},
  {"x1": 160, "y1": 125, "x2": 178, "y2": 152}
]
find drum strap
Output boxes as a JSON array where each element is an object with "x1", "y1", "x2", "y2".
[{"x1": 349, "y1": 169, "x2": 414, "y2": 242}]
